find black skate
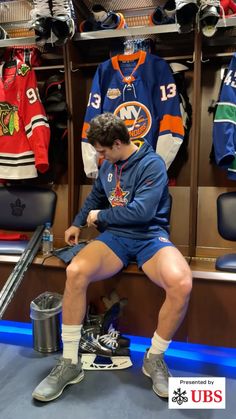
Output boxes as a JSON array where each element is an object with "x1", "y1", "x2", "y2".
[
  {"x1": 30, "y1": 0, "x2": 52, "y2": 46},
  {"x1": 198, "y1": 0, "x2": 220, "y2": 37},
  {"x1": 79, "y1": 329, "x2": 132, "y2": 370},
  {"x1": 84, "y1": 291, "x2": 130, "y2": 348},
  {"x1": 0, "y1": 25, "x2": 8, "y2": 40},
  {"x1": 84, "y1": 303, "x2": 130, "y2": 348},
  {"x1": 51, "y1": 0, "x2": 75, "y2": 46}
]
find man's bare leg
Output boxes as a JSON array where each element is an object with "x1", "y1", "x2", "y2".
[
  {"x1": 141, "y1": 246, "x2": 192, "y2": 398},
  {"x1": 32, "y1": 241, "x2": 124, "y2": 402},
  {"x1": 62, "y1": 240, "x2": 124, "y2": 325},
  {"x1": 142, "y1": 246, "x2": 192, "y2": 340}
]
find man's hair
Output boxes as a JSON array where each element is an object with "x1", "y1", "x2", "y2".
[{"x1": 87, "y1": 113, "x2": 130, "y2": 147}]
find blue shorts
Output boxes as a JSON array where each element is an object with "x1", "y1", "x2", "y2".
[{"x1": 95, "y1": 231, "x2": 175, "y2": 268}]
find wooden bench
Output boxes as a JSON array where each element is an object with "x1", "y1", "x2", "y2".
[{"x1": 2, "y1": 250, "x2": 236, "y2": 348}]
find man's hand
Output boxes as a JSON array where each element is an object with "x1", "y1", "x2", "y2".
[
  {"x1": 87, "y1": 210, "x2": 101, "y2": 227},
  {"x1": 65, "y1": 225, "x2": 81, "y2": 245}
]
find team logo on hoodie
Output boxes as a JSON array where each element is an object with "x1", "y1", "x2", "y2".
[
  {"x1": 114, "y1": 101, "x2": 152, "y2": 139},
  {"x1": 158, "y1": 237, "x2": 171, "y2": 243},
  {"x1": 108, "y1": 180, "x2": 129, "y2": 207}
]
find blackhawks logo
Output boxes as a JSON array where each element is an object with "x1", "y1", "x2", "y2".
[{"x1": 0, "y1": 102, "x2": 19, "y2": 136}]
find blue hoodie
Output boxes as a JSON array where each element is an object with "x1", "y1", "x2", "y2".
[{"x1": 73, "y1": 141, "x2": 171, "y2": 239}]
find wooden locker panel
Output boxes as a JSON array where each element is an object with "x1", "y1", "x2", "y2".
[
  {"x1": 197, "y1": 187, "x2": 236, "y2": 257},
  {"x1": 188, "y1": 278, "x2": 236, "y2": 348},
  {"x1": 169, "y1": 186, "x2": 190, "y2": 255}
]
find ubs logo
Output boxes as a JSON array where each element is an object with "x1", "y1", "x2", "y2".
[
  {"x1": 172, "y1": 388, "x2": 188, "y2": 405},
  {"x1": 114, "y1": 101, "x2": 152, "y2": 139}
]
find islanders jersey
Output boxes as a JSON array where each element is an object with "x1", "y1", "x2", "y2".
[
  {"x1": 81, "y1": 50, "x2": 184, "y2": 178},
  {"x1": 213, "y1": 53, "x2": 236, "y2": 180},
  {"x1": 0, "y1": 61, "x2": 50, "y2": 179}
]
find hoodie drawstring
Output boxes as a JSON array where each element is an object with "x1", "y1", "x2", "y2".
[{"x1": 114, "y1": 161, "x2": 129, "y2": 200}]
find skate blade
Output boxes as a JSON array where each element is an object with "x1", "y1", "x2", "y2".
[{"x1": 81, "y1": 354, "x2": 132, "y2": 370}]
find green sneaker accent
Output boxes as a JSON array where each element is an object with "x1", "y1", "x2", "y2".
[
  {"x1": 142, "y1": 350, "x2": 171, "y2": 398},
  {"x1": 32, "y1": 357, "x2": 85, "y2": 402}
]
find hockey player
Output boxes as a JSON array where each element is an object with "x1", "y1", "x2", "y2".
[{"x1": 32, "y1": 113, "x2": 192, "y2": 402}]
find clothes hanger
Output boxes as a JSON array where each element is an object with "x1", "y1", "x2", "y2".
[
  {"x1": 3, "y1": 59, "x2": 17, "y2": 69},
  {"x1": 2, "y1": 48, "x2": 17, "y2": 69}
]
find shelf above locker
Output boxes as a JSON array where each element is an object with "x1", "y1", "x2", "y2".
[
  {"x1": 74, "y1": 17, "x2": 236, "y2": 41},
  {"x1": 0, "y1": 36, "x2": 36, "y2": 48},
  {"x1": 75, "y1": 23, "x2": 179, "y2": 41},
  {"x1": 0, "y1": 17, "x2": 235, "y2": 49}
]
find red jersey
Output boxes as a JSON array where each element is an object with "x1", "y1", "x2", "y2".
[{"x1": 0, "y1": 61, "x2": 50, "y2": 179}]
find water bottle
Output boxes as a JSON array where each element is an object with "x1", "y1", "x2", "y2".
[
  {"x1": 42, "y1": 222, "x2": 53, "y2": 256},
  {"x1": 49, "y1": 226, "x2": 54, "y2": 253}
]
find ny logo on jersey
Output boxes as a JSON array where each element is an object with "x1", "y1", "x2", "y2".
[{"x1": 114, "y1": 101, "x2": 152, "y2": 139}]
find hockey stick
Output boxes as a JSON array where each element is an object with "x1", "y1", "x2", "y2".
[{"x1": 0, "y1": 224, "x2": 44, "y2": 319}]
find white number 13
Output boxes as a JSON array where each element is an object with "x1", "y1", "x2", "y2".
[
  {"x1": 160, "y1": 83, "x2": 176, "y2": 101},
  {"x1": 88, "y1": 93, "x2": 101, "y2": 109}
]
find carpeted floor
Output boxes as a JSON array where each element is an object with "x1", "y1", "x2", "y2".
[{"x1": 0, "y1": 327, "x2": 236, "y2": 419}]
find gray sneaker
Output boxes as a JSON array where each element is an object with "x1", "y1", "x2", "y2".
[
  {"x1": 32, "y1": 357, "x2": 85, "y2": 402},
  {"x1": 142, "y1": 350, "x2": 171, "y2": 398}
]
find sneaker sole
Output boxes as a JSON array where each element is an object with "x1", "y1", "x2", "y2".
[
  {"x1": 142, "y1": 366, "x2": 169, "y2": 398},
  {"x1": 32, "y1": 371, "x2": 85, "y2": 402}
]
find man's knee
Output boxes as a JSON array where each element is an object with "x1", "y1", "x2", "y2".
[
  {"x1": 66, "y1": 260, "x2": 90, "y2": 291},
  {"x1": 166, "y1": 265, "x2": 192, "y2": 300},
  {"x1": 178, "y1": 268, "x2": 192, "y2": 299}
]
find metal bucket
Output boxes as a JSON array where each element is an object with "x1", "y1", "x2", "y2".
[{"x1": 30, "y1": 292, "x2": 62, "y2": 353}]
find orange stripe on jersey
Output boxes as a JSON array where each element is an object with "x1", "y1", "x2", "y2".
[
  {"x1": 82, "y1": 122, "x2": 90, "y2": 139},
  {"x1": 111, "y1": 50, "x2": 146, "y2": 71},
  {"x1": 159, "y1": 115, "x2": 184, "y2": 136}
]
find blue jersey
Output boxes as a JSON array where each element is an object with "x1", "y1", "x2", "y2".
[
  {"x1": 213, "y1": 53, "x2": 236, "y2": 180},
  {"x1": 81, "y1": 51, "x2": 184, "y2": 178}
]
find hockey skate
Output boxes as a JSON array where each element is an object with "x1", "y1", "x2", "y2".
[
  {"x1": 79, "y1": 329, "x2": 133, "y2": 370},
  {"x1": 79, "y1": 4, "x2": 126, "y2": 32},
  {"x1": 175, "y1": 0, "x2": 199, "y2": 32},
  {"x1": 84, "y1": 301, "x2": 130, "y2": 348},
  {"x1": 51, "y1": 0, "x2": 75, "y2": 46},
  {"x1": 0, "y1": 25, "x2": 8, "y2": 40},
  {"x1": 0, "y1": 3, "x2": 9, "y2": 40},
  {"x1": 198, "y1": 0, "x2": 221, "y2": 37},
  {"x1": 30, "y1": 0, "x2": 52, "y2": 46},
  {"x1": 149, "y1": 0, "x2": 176, "y2": 25},
  {"x1": 84, "y1": 290, "x2": 130, "y2": 348}
]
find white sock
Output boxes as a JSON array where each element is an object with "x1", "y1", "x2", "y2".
[
  {"x1": 147, "y1": 331, "x2": 172, "y2": 357},
  {"x1": 61, "y1": 324, "x2": 83, "y2": 364}
]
